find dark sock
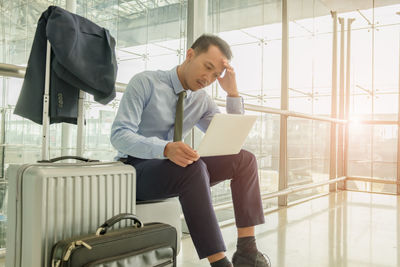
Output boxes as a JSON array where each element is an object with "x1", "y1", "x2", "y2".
[
  {"x1": 210, "y1": 256, "x2": 232, "y2": 267},
  {"x1": 236, "y1": 236, "x2": 258, "y2": 255}
]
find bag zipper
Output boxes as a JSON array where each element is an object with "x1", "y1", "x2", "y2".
[
  {"x1": 63, "y1": 240, "x2": 93, "y2": 261},
  {"x1": 154, "y1": 259, "x2": 174, "y2": 267},
  {"x1": 83, "y1": 244, "x2": 173, "y2": 267},
  {"x1": 73, "y1": 223, "x2": 171, "y2": 248}
]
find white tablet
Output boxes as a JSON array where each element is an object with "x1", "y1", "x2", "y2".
[{"x1": 196, "y1": 113, "x2": 257, "y2": 157}]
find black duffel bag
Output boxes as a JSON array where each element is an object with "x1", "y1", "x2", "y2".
[{"x1": 50, "y1": 213, "x2": 177, "y2": 267}]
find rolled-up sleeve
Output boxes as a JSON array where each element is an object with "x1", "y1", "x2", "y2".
[
  {"x1": 226, "y1": 96, "x2": 244, "y2": 114},
  {"x1": 110, "y1": 76, "x2": 168, "y2": 159}
]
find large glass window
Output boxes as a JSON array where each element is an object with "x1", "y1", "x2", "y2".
[{"x1": 344, "y1": 4, "x2": 400, "y2": 194}]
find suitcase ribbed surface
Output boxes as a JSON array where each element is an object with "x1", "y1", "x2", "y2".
[{"x1": 7, "y1": 162, "x2": 136, "y2": 267}]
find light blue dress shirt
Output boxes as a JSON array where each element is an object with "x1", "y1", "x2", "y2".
[{"x1": 110, "y1": 66, "x2": 244, "y2": 160}]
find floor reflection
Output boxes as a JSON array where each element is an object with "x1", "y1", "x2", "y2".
[{"x1": 178, "y1": 191, "x2": 400, "y2": 267}]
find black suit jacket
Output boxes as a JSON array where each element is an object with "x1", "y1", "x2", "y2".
[{"x1": 14, "y1": 6, "x2": 118, "y2": 124}]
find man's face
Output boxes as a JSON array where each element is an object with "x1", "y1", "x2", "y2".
[{"x1": 183, "y1": 45, "x2": 227, "y2": 91}]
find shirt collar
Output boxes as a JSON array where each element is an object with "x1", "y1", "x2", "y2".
[{"x1": 170, "y1": 66, "x2": 192, "y2": 98}]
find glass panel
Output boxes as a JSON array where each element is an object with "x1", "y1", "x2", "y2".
[
  {"x1": 245, "y1": 113, "x2": 280, "y2": 198},
  {"x1": 351, "y1": 28, "x2": 373, "y2": 120},
  {"x1": 287, "y1": 118, "x2": 330, "y2": 202},
  {"x1": 347, "y1": 180, "x2": 397, "y2": 194},
  {"x1": 263, "y1": 38, "x2": 281, "y2": 109},
  {"x1": 374, "y1": 25, "x2": 398, "y2": 95},
  {"x1": 371, "y1": 181, "x2": 396, "y2": 194},
  {"x1": 288, "y1": 118, "x2": 313, "y2": 187},
  {"x1": 313, "y1": 31, "x2": 332, "y2": 115},
  {"x1": 288, "y1": 0, "x2": 332, "y2": 116},
  {"x1": 372, "y1": 125, "x2": 397, "y2": 181},
  {"x1": 348, "y1": 124, "x2": 372, "y2": 177},
  {"x1": 230, "y1": 42, "x2": 262, "y2": 100},
  {"x1": 311, "y1": 121, "x2": 330, "y2": 180}
]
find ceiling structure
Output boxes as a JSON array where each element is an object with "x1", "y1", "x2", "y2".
[{"x1": 1, "y1": 0, "x2": 400, "y2": 64}]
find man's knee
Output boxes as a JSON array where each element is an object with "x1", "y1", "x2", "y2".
[
  {"x1": 239, "y1": 149, "x2": 257, "y2": 168},
  {"x1": 181, "y1": 159, "x2": 210, "y2": 187},
  {"x1": 187, "y1": 159, "x2": 208, "y2": 173}
]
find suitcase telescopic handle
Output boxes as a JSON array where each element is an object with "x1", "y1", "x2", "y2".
[
  {"x1": 96, "y1": 213, "x2": 143, "y2": 236},
  {"x1": 37, "y1": 156, "x2": 100, "y2": 163}
]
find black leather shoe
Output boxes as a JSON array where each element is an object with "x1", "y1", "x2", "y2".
[{"x1": 232, "y1": 251, "x2": 271, "y2": 267}]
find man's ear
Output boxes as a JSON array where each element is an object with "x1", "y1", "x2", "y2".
[{"x1": 186, "y1": 48, "x2": 195, "y2": 60}]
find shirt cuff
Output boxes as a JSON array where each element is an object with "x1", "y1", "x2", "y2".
[
  {"x1": 152, "y1": 139, "x2": 169, "y2": 159},
  {"x1": 226, "y1": 96, "x2": 244, "y2": 114}
]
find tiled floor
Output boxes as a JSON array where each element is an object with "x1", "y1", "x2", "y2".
[
  {"x1": 178, "y1": 191, "x2": 400, "y2": 267},
  {"x1": 2, "y1": 191, "x2": 400, "y2": 267}
]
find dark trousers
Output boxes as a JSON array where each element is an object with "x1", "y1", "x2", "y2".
[{"x1": 125, "y1": 149, "x2": 265, "y2": 259}]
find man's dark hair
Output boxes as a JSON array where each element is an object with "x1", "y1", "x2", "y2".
[{"x1": 191, "y1": 34, "x2": 232, "y2": 60}]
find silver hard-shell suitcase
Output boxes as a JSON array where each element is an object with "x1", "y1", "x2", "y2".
[{"x1": 5, "y1": 158, "x2": 136, "y2": 267}]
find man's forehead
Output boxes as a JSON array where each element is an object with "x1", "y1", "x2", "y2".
[
  {"x1": 203, "y1": 57, "x2": 226, "y2": 72},
  {"x1": 200, "y1": 46, "x2": 227, "y2": 62}
]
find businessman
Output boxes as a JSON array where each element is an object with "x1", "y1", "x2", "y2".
[{"x1": 111, "y1": 34, "x2": 270, "y2": 267}]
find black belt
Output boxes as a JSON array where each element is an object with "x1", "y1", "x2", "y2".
[{"x1": 118, "y1": 157, "x2": 128, "y2": 164}]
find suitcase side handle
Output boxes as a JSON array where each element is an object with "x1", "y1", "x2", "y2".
[
  {"x1": 37, "y1": 156, "x2": 100, "y2": 163},
  {"x1": 96, "y1": 213, "x2": 143, "y2": 236}
]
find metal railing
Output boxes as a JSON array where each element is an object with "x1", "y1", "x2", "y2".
[{"x1": 0, "y1": 63, "x2": 25, "y2": 79}]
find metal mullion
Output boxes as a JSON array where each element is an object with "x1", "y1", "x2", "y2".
[
  {"x1": 1, "y1": 15, "x2": 7, "y2": 178},
  {"x1": 343, "y1": 18, "x2": 351, "y2": 191},
  {"x1": 370, "y1": 4, "x2": 376, "y2": 187},
  {"x1": 338, "y1": 17, "x2": 345, "y2": 190},
  {"x1": 187, "y1": 0, "x2": 195, "y2": 148},
  {"x1": 278, "y1": 0, "x2": 288, "y2": 207},
  {"x1": 260, "y1": 0, "x2": 266, "y2": 189},
  {"x1": 144, "y1": 3, "x2": 149, "y2": 70},
  {"x1": 186, "y1": 0, "x2": 207, "y2": 48},
  {"x1": 397, "y1": 15, "x2": 400, "y2": 194},
  {"x1": 0, "y1": 79, "x2": 5, "y2": 178},
  {"x1": 329, "y1": 11, "x2": 338, "y2": 192},
  {"x1": 186, "y1": 0, "x2": 207, "y2": 148}
]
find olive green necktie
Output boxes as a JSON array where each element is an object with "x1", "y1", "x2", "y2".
[{"x1": 173, "y1": 91, "x2": 186, "y2": 142}]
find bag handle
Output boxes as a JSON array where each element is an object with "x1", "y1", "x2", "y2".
[
  {"x1": 37, "y1": 156, "x2": 99, "y2": 163},
  {"x1": 96, "y1": 213, "x2": 143, "y2": 236}
]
